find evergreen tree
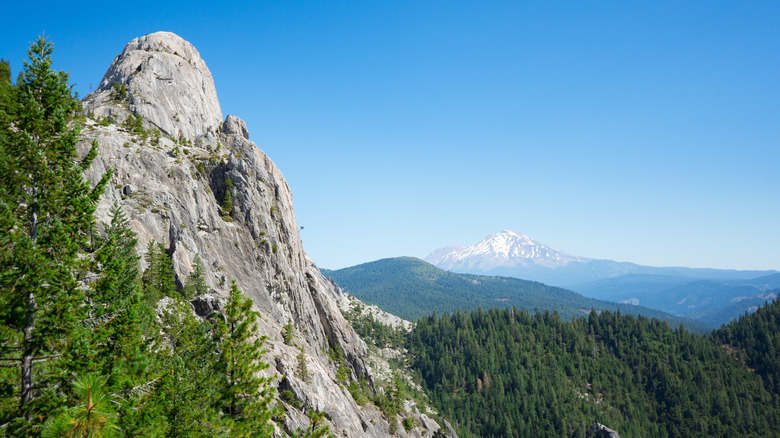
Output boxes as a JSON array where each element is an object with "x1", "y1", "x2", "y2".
[
  {"x1": 215, "y1": 280, "x2": 275, "y2": 436},
  {"x1": 222, "y1": 190, "x2": 233, "y2": 217},
  {"x1": 0, "y1": 59, "x2": 12, "y2": 122},
  {"x1": 154, "y1": 293, "x2": 219, "y2": 437},
  {"x1": 292, "y1": 410, "x2": 332, "y2": 438},
  {"x1": 282, "y1": 322, "x2": 294, "y2": 345},
  {"x1": 0, "y1": 36, "x2": 110, "y2": 434},
  {"x1": 86, "y1": 203, "x2": 163, "y2": 434},
  {"x1": 296, "y1": 346, "x2": 310, "y2": 383},
  {"x1": 142, "y1": 240, "x2": 176, "y2": 300},
  {"x1": 92, "y1": 203, "x2": 140, "y2": 307},
  {"x1": 183, "y1": 254, "x2": 208, "y2": 298},
  {"x1": 41, "y1": 374, "x2": 119, "y2": 438}
]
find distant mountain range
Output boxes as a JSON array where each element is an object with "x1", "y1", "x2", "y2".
[
  {"x1": 322, "y1": 257, "x2": 710, "y2": 332},
  {"x1": 425, "y1": 230, "x2": 778, "y2": 325}
]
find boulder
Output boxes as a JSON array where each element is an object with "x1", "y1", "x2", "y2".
[{"x1": 588, "y1": 423, "x2": 621, "y2": 438}]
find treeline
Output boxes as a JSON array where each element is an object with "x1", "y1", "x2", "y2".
[
  {"x1": 0, "y1": 38, "x2": 278, "y2": 437},
  {"x1": 408, "y1": 305, "x2": 780, "y2": 437}
]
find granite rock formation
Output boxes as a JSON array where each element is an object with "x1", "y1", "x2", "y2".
[
  {"x1": 80, "y1": 31, "x2": 452, "y2": 438},
  {"x1": 588, "y1": 423, "x2": 621, "y2": 438}
]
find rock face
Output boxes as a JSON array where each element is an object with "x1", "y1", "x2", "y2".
[
  {"x1": 80, "y1": 32, "x2": 452, "y2": 437},
  {"x1": 588, "y1": 423, "x2": 621, "y2": 438},
  {"x1": 85, "y1": 31, "x2": 222, "y2": 142}
]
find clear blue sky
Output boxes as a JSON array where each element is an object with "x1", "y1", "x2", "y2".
[{"x1": 2, "y1": 1, "x2": 778, "y2": 271}]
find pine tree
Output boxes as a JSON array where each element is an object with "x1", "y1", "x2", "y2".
[
  {"x1": 282, "y1": 322, "x2": 294, "y2": 345},
  {"x1": 216, "y1": 280, "x2": 275, "y2": 436},
  {"x1": 142, "y1": 240, "x2": 176, "y2": 300},
  {"x1": 297, "y1": 346, "x2": 310, "y2": 382},
  {"x1": 0, "y1": 59, "x2": 12, "y2": 122},
  {"x1": 41, "y1": 374, "x2": 119, "y2": 438},
  {"x1": 222, "y1": 190, "x2": 233, "y2": 217},
  {"x1": 93, "y1": 202, "x2": 140, "y2": 307},
  {"x1": 155, "y1": 293, "x2": 219, "y2": 437},
  {"x1": 292, "y1": 410, "x2": 332, "y2": 438},
  {"x1": 0, "y1": 36, "x2": 110, "y2": 434},
  {"x1": 85, "y1": 203, "x2": 167, "y2": 433},
  {"x1": 183, "y1": 254, "x2": 208, "y2": 298}
]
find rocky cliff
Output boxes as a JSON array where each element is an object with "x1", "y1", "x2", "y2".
[{"x1": 80, "y1": 31, "x2": 450, "y2": 438}]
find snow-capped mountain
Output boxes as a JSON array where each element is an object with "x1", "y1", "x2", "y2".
[
  {"x1": 426, "y1": 230, "x2": 588, "y2": 272},
  {"x1": 425, "y1": 230, "x2": 776, "y2": 287}
]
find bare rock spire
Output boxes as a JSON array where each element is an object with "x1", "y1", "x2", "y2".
[{"x1": 85, "y1": 31, "x2": 222, "y2": 141}]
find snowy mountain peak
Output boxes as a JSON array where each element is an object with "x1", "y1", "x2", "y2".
[{"x1": 425, "y1": 230, "x2": 587, "y2": 272}]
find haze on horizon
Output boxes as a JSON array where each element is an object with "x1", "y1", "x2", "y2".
[{"x1": 1, "y1": 1, "x2": 778, "y2": 271}]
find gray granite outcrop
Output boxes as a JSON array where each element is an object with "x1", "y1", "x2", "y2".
[{"x1": 80, "y1": 31, "x2": 453, "y2": 437}]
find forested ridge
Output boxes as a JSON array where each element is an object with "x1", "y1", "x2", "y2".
[
  {"x1": 405, "y1": 302, "x2": 780, "y2": 437},
  {"x1": 713, "y1": 298, "x2": 780, "y2": 395},
  {"x1": 324, "y1": 257, "x2": 708, "y2": 331}
]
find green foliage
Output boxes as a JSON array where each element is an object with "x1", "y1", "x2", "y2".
[
  {"x1": 402, "y1": 416, "x2": 415, "y2": 433},
  {"x1": 0, "y1": 36, "x2": 279, "y2": 438},
  {"x1": 141, "y1": 240, "x2": 177, "y2": 300},
  {"x1": 149, "y1": 128, "x2": 161, "y2": 146},
  {"x1": 280, "y1": 389, "x2": 302, "y2": 409},
  {"x1": 111, "y1": 81, "x2": 127, "y2": 100},
  {"x1": 183, "y1": 254, "x2": 208, "y2": 298},
  {"x1": 409, "y1": 307, "x2": 780, "y2": 437},
  {"x1": 0, "y1": 58, "x2": 12, "y2": 122},
  {"x1": 93, "y1": 202, "x2": 141, "y2": 306},
  {"x1": 297, "y1": 347, "x2": 310, "y2": 382},
  {"x1": 388, "y1": 417, "x2": 398, "y2": 435},
  {"x1": 122, "y1": 112, "x2": 148, "y2": 139},
  {"x1": 215, "y1": 280, "x2": 276, "y2": 436},
  {"x1": 346, "y1": 380, "x2": 369, "y2": 407},
  {"x1": 42, "y1": 374, "x2": 120, "y2": 438},
  {"x1": 343, "y1": 303, "x2": 406, "y2": 349},
  {"x1": 328, "y1": 345, "x2": 350, "y2": 384},
  {"x1": 222, "y1": 190, "x2": 233, "y2": 217},
  {"x1": 283, "y1": 322, "x2": 295, "y2": 345},
  {"x1": 292, "y1": 409, "x2": 332, "y2": 438},
  {"x1": 712, "y1": 297, "x2": 780, "y2": 394},
  {"x1": 0, "y1": 35, "x2": 110, "y2": 435},
  {"x1": 369, "y1": 372, "x2": 410, "y2": 427}
]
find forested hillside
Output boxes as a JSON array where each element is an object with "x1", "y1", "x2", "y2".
[
  {"x1": 407, "y1": 305, "x2": 780, "y2": 437},
  {"x1": 324, "y1": 257, "x2": 708, "y2": 331},
  {"x1": 713, "y1": 298, "x2": 780, "y2": 394}
]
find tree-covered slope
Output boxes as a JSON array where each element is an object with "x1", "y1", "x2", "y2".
[
  {"x1": 713, "y1": 297, "x2": 780, "y2": 394},
  {"x1": 323, "y1": 257, "x2": 709, "y2": 331},
  {"x1": 408, "y1": 306, "x2": 780, "y2": 437}
]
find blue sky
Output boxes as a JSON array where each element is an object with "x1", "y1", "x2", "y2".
[{"x1": 2, "y1": 1, "x2": 778, "y2": 270}]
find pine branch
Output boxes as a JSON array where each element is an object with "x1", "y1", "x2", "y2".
[
  {"x1": 110, "y1": 374, "x2": 165, "y2": 405},
  {"x1": 81, "y1": 309, "x2": 123, "y2": 329}
]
